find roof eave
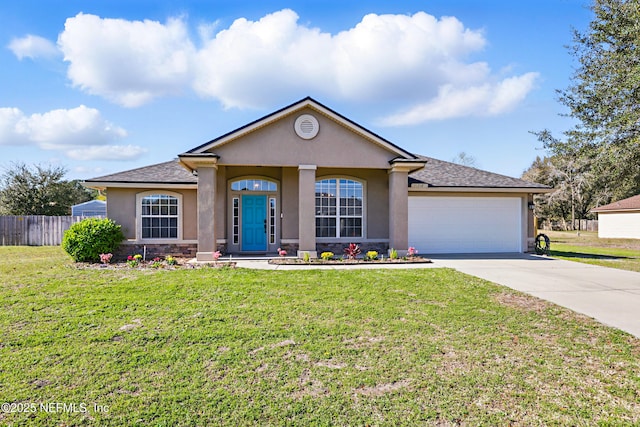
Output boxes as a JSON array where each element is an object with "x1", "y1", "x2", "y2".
[
  {"x1": 178, "y1": 153, "x2": 220, "y2": 172},
  {"x1": 82, "y1": 181, "x2": 198, "y2": 191},
  {"x1": 591, "y1": 208, "x2": 640, "y2": 214},
  {"x1": 409, "y1": 185, "x2": 554, "y2": 193}
]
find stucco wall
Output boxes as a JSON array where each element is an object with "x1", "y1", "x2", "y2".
[
  {"x1": 211, "y1": 107, "x2": 398, "y2": 169},
  {"x1": 106, "y1": 187, "x2": 197, "y2": 241},
  {"x1": 105, "y1": 188, "x2": 137, "y2": 239},
  {"x1": 219, "y1": 166, "x2": 388, "y2": 243}
]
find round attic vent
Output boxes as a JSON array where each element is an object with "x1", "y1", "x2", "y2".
[{"x1": 294, "y1": 114, "x2": 319, "y2": 140}]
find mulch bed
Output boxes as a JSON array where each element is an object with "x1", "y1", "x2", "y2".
[
  {"x1": 268, "y1": 257, "x2": 432, "y2": 265},
  {"x1": 71, "y1": 259, "x2": 237, "y2": 270}
]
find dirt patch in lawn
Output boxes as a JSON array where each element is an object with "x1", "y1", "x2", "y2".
[
  {"x1": 494, "y1": 292, "x2": 550, "y2": 314},
  {"x1": 354, "y1": 379, "x2": 412, "y2": 396}
]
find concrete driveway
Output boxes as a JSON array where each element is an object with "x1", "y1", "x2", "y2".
[{"x1": 430, "y1": 254, "x2": 640, "y2": 339}]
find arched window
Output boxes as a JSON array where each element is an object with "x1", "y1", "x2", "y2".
[
  {"x1": 230, "y1": 179, "x2": 277, "y2": 192},
  {"x1": 315, "y1": 178, "x2": 363, "y2": 238},
  {"x1": 139, "y1": 193, "x2": 180, "y2": 239}
]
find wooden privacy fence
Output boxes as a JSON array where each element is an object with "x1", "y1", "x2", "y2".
[
  {"x1": 539, "y1": 219, "x2": 598, "y2": 232},
  {"x1": 0, "y1": 216, "x2": 86, "y2": 246}
]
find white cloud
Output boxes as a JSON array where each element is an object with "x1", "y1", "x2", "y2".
[
  {"x1": 8, "y1": 34, "x2": 59, "y2": 60},
  {"x1": 58, "y1": 13, "x2": 195, "y2": 107},
  {"x1": 50, "y1": 9, "x2": 537, "y2": 120},
  {"x1": 0, "y1": 105, "x2": 145, "y2": 160},
  {"x1": 193, "y1": 10, "x2": 490, "y2": 109},
  {"x1": 379, "y1": 72, "x2": 540, "y2": 125}
]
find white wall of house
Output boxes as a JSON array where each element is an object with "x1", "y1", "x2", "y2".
[{"x1": 597, "y1": 211, "x2": 640, "y2": 239}]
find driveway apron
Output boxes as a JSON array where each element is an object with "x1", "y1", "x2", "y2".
[{"x1": 430, "y1": 254, "x2": 640, "y2": 339}]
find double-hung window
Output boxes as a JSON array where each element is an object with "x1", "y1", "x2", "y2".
[
  {"x1": 315, "y1": 178, "x2": 363, "y2": 238},
  {"x1": 140, "y1": 194, "x2": 179, "y2": 239}
]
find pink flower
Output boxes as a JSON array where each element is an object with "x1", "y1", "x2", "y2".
[
  {"x1": 408, "y1": 247, "x2": 418, "y2": 257},
  {"x1": 100, "y1": 253, "x2": 113, "y2": 264},
  {"x1": 277, "y1": 248, "x2": 287, "y2": 257},
  {"x1": 213, "y1": 251, "x2": 222, "y2": 260},
  {"x1": 127, "y1": 255, "x2": 134, "y2": 261}
]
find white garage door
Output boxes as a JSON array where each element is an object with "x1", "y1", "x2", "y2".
[{"x1": 408, "y1": 196, "x2": 523, "y2": 254}]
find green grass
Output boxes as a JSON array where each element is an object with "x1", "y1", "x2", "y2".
[
  {"x1": 545, "y1": 230, "x2": 640, "y2": 272},
  {"x1": 1, "y1": 247, "x2": 639, "y2": 426}
]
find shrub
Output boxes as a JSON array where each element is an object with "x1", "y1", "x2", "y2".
[
  {"x1": 365, "y1": 251, "x2": 378, "y2": 260},
  {"x1": 344, "y1": 243, "x2": 361, "y2": 259},
  {"x1": 62, "y1": 218, "x2": 124, "y2": 262},
  {"x1": 389, "y1": 248, "x2": 398, "y2": 260},
  {"x1": 320, "y1": 251, "x2": 334, "y2": 261}
]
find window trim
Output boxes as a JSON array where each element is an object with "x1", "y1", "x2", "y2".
[
  {"x1": 135, "y1": 191, "x2": 183, "y2": 242},
  {"x1": 315, "y1": 176, "x2": 366, "y2": 240}
]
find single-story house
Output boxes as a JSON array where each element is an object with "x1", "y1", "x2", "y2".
[
  {"x1": 71, "y1": 199, "x2": 106, "y2": 217},
  {"x1": 83, "y1": 97, "x2": 551, "y2": 260},
  {"x1": 591, "y1": 194, "x2": 640, "y2": 239}
]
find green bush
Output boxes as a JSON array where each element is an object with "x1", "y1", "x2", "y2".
[{"x1": 62, "y1": 218, "x2": 124, "y2": 262}]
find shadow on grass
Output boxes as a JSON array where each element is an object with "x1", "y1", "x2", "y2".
[{"x1": 550, "y1": 250, "x2": 632, "y2": 261}]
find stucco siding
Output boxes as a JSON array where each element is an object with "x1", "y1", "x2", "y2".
[
  {"x1": 211, "y1": 108, "x2": 397, "y2": 169},
  {"x1": 281, "y1": 168, "x2": 299, "y2": 239},
  {"x1": 598, "y1": 212, "x2": 640, "y2": 239},
  {"x1": 106, "y1": 188, "x2": 137, "y2": 239},
  {"x1": 106, "y1": 187, "x2": 197, "y2": 241}
]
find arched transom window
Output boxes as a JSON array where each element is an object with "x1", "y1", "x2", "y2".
[
  {"x1": 315, "y1": 178, "x2": 363, "y2": 238},
  {"x1": 230, "y1": 179, "x2": 277, "y2": 192}
]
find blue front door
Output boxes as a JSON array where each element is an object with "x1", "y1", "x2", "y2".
[{"x1": 242, "y1": 195, "x2": 267, "y2": 251}]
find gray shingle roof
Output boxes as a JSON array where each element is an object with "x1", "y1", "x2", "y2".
[
  {"x1": 409, "y1": 156, "x2": 550, "y2": 189},
  {"x1": 84, "y1": 157, "x2": 549, "y2": 191},
  {"x1": 84, "y1": 160, "x2": 196, "y2": 184}
]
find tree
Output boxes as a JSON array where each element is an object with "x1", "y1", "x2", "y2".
[
  {"x1": 537, "y1": 0, "x2": 640, "y2": 202},
  {"x1": 0, "y1": 163, "x2": 95, "y2": 215},
  {"x1": 522, "y1": 154, "x2": 604, "y2": 229},
  {"x1": 451, "y1": 151, "x2": 478, "y2": 168}
]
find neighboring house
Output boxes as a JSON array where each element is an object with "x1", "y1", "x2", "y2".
[
  {"x1": 83, "y1": 97, "x2": 551, "y2": 260},
  {"x1": 71, "y1": 200, "x2": 106, "y2": 217},
  {"x1": 591, "y1": 194, "x2": 640, "y2": 239}
]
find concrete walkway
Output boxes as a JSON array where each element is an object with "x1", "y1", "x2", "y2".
[
  {"x1": 233, "y1": 254, "x2": 640, "y2": 338},
  {"x1": 430, "y1": 254, "x2": 640, "y2": 339}
]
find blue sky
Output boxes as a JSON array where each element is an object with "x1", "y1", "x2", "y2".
[{"x1": 0, "y1": 0, "x2": 592, "y2": 180}]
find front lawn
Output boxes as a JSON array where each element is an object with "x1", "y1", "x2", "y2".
[
  {"x1": 545, "y1": 230, "x2": 640, "y2": 272},
  {"x1": 1, "y1": 247, "x2": 639, "y2": 425}
]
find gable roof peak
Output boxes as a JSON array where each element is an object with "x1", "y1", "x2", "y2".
[{"x1": 184, "y1": 97, "x2": 417, "y2": 160}]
